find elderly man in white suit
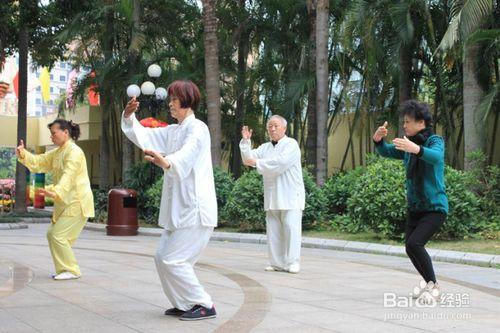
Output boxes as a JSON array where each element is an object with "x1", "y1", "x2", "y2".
[
  {"x1": 239, "y1": 115, "x2": 305, "y2": 274},
  {"x1": 121, "y1": 80, "x2": 217, "y2": 321}
]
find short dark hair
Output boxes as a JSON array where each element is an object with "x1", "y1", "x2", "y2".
[
  {"x1": 167, "y1": 80, "x2": 201, "y2": 110},
  {"x1": 400, "y1": 100, "x2": 433, "y2": 128},
  {"x1": 48, "y1": 119, "x2": 81, "y2": 141}
]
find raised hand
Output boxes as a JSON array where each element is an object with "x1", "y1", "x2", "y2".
[
  {"x1": 15, "y1": 140, "x2": 25, "y2": 158},
  {"x1": 124, "y1": 97, "x2": 140, "y2": 118},
  {"x1": 243, "y1": 158, "x2": 256, "y2": 167},
  {"x1": 144, "y1": 149, "x2": 170, "y2": 169},
  {"x1": 241, "y1": 125, "x2": 253, "y2": 140},
  {"x1": 393, "y1": 136, "x2": 420, "y2": 154},
  {"x1": 373, "y1": 121, "x2": 388, "y2": 143},
  {"x1": 38, "y1": 188, "x2": 56, "y2": 198}
]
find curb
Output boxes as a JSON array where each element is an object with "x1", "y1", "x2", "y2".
[
  {"x1": 83, "y1": 222, "x2": 499, "y2": 268},
  {"x1": 0, "y1": 223, "x2": 28, "y2": 230},
  {"x1": 19, "y1": 217, "x2": 51, "y2": 224}
]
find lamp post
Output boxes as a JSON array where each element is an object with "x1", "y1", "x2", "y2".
[{"x1": 126, "y1": 64, "x2": 167, "y2": 119}]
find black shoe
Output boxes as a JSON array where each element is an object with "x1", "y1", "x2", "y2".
[
  {"x1": 179, "y1": 305, "x2": 216, "y2": 321},
  {"x1": 164, "y1": 308, "x2": 186, "y2": 316}
]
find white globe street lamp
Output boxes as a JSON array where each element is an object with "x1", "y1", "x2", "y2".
[
  {"x1": 126, "y1": 64, "x2": 167, "y2": 119},
  {"x1": 141, "y1": 81, "x2": 156, "y2": 95},
  {"x1": 126, "y1": 84, "x2": 141, "y2": 98},
  {"x1": 147, "y1": 64, "x2": 162, "y2": 78},
  {"x1": 155, "y1": 87, "x2": 167, "y2": 101}
]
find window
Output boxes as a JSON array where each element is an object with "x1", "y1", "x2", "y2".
[
  {"x1": 36, "y1": 86, "x2": 41, "y2": 92},
  {"x1": 60, "y1": 75, "x2": 66, "y2": 82},
  {"x1": 50, "y1": 74, "x2": 54, "y2": 80},
  {"x1": 50, "y1": 87, "x2": 54, "y2": 93},
  {"x1": 36, "y1": 98, "x2": 41, "y2": 105},
  {"x1": 60, "y1": 63, "x2": 66, "y2": 69}
]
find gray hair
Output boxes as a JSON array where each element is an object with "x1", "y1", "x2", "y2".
[{"x1": 267, "y1": 115, "x2": 287, "y2": 127}]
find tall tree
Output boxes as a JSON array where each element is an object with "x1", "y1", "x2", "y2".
[
  {"x1": 438, "y1": 0, "x2": 495, "y2": 169},
  {"x1": 306, "y1": 0, "x2": 317, "y2": 170},
  {"x1": 14, "y1": 0, "x2": 31, "y2": 213},
  {"x1": 316, "y1": 0, "x2": 329, "y2": 185},
  {"x1": 122, "y1": 0, "x2": 141, "y2": 184},
  {"x1": 202, "y1": 0, "x2": 222, "y2": 166}
]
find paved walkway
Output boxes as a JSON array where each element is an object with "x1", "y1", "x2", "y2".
[{"x1": 0, "y1": 224, "x2": 499, "y2": 332}]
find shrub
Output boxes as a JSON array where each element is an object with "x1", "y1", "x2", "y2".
[
  {"x1": 144, "y1": 178, "x2": 163, "y2": 223},
  {"x1": 336, "y1": 156, "x2": 491, "y2": 240},
  {"x1": 464, "y1": 151, "x2": 500, "y2": 233},
  {"x1": 90, "y1": 188, "x2": 108, "y2": 223},
  {"x1": 224, "y1": 168, "x2": 325, "y2": 232},
  {"x1": 122, "y1": 162, "x2": 163, "y2": 220},
  {"x1": 225, "y1": 170, "x2": 265, "y2": 231},
  {"x1": 322, "y1": 166, "x2": 365, "y2": 220},
  {"x1": 302, "y1": 168, "x2": 327, "y2": 230},
  {"x1": 213, "y1": 167, "x2": 235, "y2": 224},
  {"x1": 438, "y1": 166, "x2": 482, "y2": 239},
  {"x1": 345, "y1": 158, "x2": 407, "y2": 239}
]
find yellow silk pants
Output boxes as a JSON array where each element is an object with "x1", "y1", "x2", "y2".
[{"x1": 46, "y1": 213, "x2": 87, "y2": 276}]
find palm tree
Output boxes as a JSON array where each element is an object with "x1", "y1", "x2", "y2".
[
  {"x1": 306, "y1": 0, "x2": 317, "y2": 170},
  {"x1": 122, "y1": 0, "x2": 141, "y2": 184},
  {"x1": 202, "y1": 0, "x2": 222, "y2": 167},
  {"x1": 438, "y1": 0, "x2": 495, "y2": 169},
  {"x1": 316, "y1": 0, "x2": 329, "y2": 185},
  {"x1": 14, "y1": 8, "x2": 29, "y2": 213}
]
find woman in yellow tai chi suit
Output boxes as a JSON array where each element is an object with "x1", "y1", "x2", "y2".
[{"x1": 16, "y1": 119, "x2": 94, "y2": 280}]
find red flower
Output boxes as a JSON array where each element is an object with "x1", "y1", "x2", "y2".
[{"x1": 139, "y1": 117, "x2": 168, "y2": 128}]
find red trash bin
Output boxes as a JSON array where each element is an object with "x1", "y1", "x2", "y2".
[{"x1": 106, "y1": 189, "x2": 138, "y2": 236}]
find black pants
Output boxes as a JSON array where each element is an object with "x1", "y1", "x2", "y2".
[{"x1": 405, "y1": 211, "x2": 446, "y2": 283}]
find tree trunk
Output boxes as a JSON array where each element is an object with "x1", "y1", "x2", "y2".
[
  {"x1": 99, "y1": 4, "x2": 114, "y2": 190},
  {"x1": 202, "y1": 0, "x2": 222, "y2": 167},
  {"x1": 305, "y1": 0, "x2": 317, "y2": 169},
  {"x1": 463, "y1": 43, "x2": 486, "y2": 169},
  {"x1": 14, "y1": 25, "x2": 29, "y2": 213},
  {"x1": 398, "y1": 45, "x2": 412, "y2": 137},
  {"x1": 315, "y1": 0, "x2": 329, "y2": 185},
  {"x1": 122, "y1": 0, "x2": 140, "y2": 184},
  {"x1": 231, "y1": 1, "x2": 249, "y2": 178}
]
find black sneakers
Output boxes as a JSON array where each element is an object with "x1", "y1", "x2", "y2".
[
  {"x1": 179, "y1": 305, "x2": 217, "y2": 321},
  {"x1": 164, "y1": 308, "x2": 185, "y2": 316}
]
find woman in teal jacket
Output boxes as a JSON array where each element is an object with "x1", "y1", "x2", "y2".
[{"x1": 373, "y1": 100, "x2": 448, "y2": 299}]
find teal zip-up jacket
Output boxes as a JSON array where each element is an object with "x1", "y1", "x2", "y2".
[{"x1": 375, "y1": 135, "x2": 448, "y2": 214}]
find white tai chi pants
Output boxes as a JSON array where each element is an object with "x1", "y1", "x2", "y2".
[
  {"x1": 266, "y1": 209, "x2": 302, "y2": 270},
  {"x1": 154, "y1": 225, "x2": 214, "y2": 311}
]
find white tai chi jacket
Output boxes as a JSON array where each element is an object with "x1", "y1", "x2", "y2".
[
  {"x1": 240, "y1": 136, "x2": 305, "y2": 211},
  {"x1": 122, "y1": 113, "x2": 217, "y2": 230}
]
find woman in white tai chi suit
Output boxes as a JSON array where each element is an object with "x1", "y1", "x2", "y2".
[
  {"x1": 239, "y1": 115, "x2": 305, "y2": 273},
  {"x1": 121, "y1": 80, "x2": 217, "y2": 321}
]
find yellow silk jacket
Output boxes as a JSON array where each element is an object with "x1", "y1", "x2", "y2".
[{"x1": 18, "y1": 140, "x2": 95, "y2": 221}]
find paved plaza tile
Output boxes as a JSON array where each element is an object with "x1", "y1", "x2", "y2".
[{"x1": 0, "y1": 224, "x2": 499, "y2": 332}]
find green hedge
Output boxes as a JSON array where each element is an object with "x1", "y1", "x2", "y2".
[
  {"x1": 322, "y1": 153, "x2": 499, "y2": 240},
  {"x1": 224, "y1": 168, "x2": 325, "y2": 232},
  {"x1": 213, "y1": 166, "x2": 235, "y2": 225},
  {"x1": 94, "y1": 152, "x2": 499, "y2": 241},
  {"x1": 225, "y1": 170, "x2": 265, "y2": 231}
]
